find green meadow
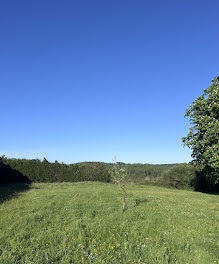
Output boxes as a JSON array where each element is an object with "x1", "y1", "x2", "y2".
[{"x1": 0, "y1": 182, "x2": 218, "y2": 264}]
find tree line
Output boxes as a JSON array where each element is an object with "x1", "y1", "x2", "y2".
[
  {"x1": 0, "y1": 157, "x2": 111, "y2": 184},
  {"x1": 1, "y1": 156, "x2": 218, "y2": 192},
  {"x1": 0, "y1": 156, "x2": 174, "y2": 185}
]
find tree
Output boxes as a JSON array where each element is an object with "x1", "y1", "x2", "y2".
[
  {"x1": 182, "y1": 75, "x2": 219, "y2": 191},
  {"x1": 110, "y1": 157, "x2": 127, "y2": 211}
]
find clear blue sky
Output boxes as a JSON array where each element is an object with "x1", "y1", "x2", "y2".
[{"x1": 1, "y1": 0, "x2": 218, "y2": 164}]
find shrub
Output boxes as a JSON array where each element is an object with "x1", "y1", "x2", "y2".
[{"x1": 159, "y1": 163, "x2": 198, "y2": 189}]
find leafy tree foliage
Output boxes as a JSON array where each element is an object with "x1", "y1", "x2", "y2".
[
  {"x1": 182, "y1": 75, "x2": 219, "y2": 192},
  {"x1": 1, "y1": 156, "x2": 179, "y2": 185},
  {"x1": 0, "y1": 158, "x2": 110, "y2": 184},
  {"x1": 1, "y1": 155, "x2": 193, "y2": 191},
  {"x1": 159, "y1": 164, "x2": 198, "y2": 189},
  {"x1": 125, "y1": 163, "x2": 175, "y2": 183},
  {"x1": 0, "y1": 156, "x2": 30, "y2": 184}
]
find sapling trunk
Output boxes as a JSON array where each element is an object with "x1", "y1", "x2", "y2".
[
  {"x1": 122, "y1": 186, "x2": 127, "y2": 211},
  {"x1": 111, "y1": 156, "x2": 127, "y2": 211},
  {"x1": 119, "y1": 183, "x2": 127, "y2": 211}
]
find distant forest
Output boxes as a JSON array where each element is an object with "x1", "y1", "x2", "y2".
[{"x1": 0, "y1": 156, "x2": 177, "y2": 185}]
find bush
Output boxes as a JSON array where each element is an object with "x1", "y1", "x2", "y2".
[{"x1": 159, "y1": 164, "x2": 198, "y2": 189}]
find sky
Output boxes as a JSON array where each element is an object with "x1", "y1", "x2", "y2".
[{"x1": 0, "y1": 0, "x2": 218, "y2": 164}]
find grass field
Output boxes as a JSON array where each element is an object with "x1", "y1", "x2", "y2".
[{"x1": 0, "y1": 182, "x2": 218, "y2": 264}]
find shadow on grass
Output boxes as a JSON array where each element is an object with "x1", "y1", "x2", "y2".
[
  {"x1": 134, "y1": 198, "x2": 149, "y2": 207},
  {"x1": 0, "y1": 162, "x2": 31, "y2": 204},
  {"x1": 0, "y1": 183, "x2": 31, "y2": 204}
]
